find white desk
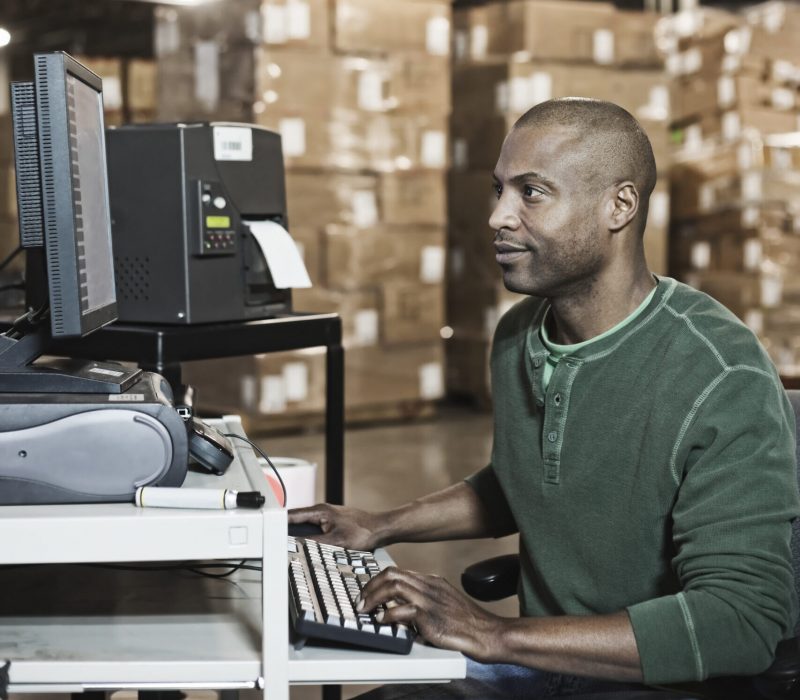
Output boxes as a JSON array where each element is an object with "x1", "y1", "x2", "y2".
[{"x1": 0, "y1": 416, "x2": 465, "y2": 699}]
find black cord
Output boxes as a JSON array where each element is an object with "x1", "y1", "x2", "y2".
[
  {"x1": 82, "y1": 561, "x2": 263, "y2": 578},
  {"x1": 223, "y1": 432, "x2": 288, "y2": 507},
  {"x1": 0, "y1": 282, "x2": 24, "y2": 294},
  {"x1": 0, "y1": 246, "x2": 21, "y2": 274}
]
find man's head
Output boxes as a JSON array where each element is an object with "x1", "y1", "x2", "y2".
[{"x1": 490, "y1": 97, "x2": 657, "y2": 298}]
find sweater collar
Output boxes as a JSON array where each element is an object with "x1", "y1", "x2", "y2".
[{"x1": 526, "y1": 276, "x2": 676, "y2": 364}]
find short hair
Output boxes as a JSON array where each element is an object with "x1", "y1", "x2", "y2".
[{"x1": 514, "y1": 98, "x2": 657, "y2": 226}]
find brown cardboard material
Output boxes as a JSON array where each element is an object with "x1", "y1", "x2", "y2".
[{"x1": 381, "y1": 281, "x2": 444, "y2": 345}]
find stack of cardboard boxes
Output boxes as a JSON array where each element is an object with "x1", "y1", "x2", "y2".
[
  {"x1": 446, "y1": 0, "x2": 671, "y2": 404},
  {"x1": 157, "y1": 0, "x2": 451, "y2": 428},
  {"x1": 666, "y1": 1, "x2": 800, "y2": 375}
]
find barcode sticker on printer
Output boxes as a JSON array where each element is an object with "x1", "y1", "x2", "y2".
[
  {"x1": 109, "y1": 394, "x2": 145, "y2": 402},
  {"x1": 90, "y1": 367, "x2": 125, "y2": 377},
  {"x1": 213, "y1": 126, "x2": 253, "y2": 161}
]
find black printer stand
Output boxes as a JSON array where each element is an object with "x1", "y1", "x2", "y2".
[{"x1": 47, "y1": 312, "x2": 345, "y2": 505}]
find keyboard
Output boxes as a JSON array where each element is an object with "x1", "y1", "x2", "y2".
[{"x1": 287, "y1": 536, "x2": 415, "y2": 654}]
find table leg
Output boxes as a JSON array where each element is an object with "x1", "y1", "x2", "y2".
[{"x1": 325, "y1": 342, "x2": 344, "y2": 505}]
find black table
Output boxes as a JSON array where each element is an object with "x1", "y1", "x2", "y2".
[{"x1": 44, "y1": 312, "x2": 345, "y2": 505}]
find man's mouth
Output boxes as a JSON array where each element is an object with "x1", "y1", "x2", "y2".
[{"x1": 494, "y1": 241, "x2": 528, "y2": 263}]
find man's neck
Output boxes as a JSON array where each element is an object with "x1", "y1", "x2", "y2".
[{"x1": 546, "y1": 270, "x2": 657, "y2": 345}]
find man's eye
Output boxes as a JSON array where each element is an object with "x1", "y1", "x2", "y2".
[
  {"x1": 523, "y1": 185, "x2": 542, "y2": 198},
  {"x1": 493, "y1": 183, "x2": 502, "y2": 198}
]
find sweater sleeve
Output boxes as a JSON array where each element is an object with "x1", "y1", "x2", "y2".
[
  {"x1": 465, "y1": 464, "x2": 519, "y2": 538},
  {"x1": 627, "y1": 368, "x2": 800, "y2": 684}
]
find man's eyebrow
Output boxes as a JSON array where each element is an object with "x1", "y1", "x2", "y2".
[{"x1": 492, "y1": 171, "x2": 556, "y2": 189}]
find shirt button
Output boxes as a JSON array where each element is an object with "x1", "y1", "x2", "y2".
[
  {"x1": 547, "y1": 431, "x2": 558, "y2": 443},
  {"x1": 553, "y1": 393, "x2": 562, "y2": 406},
  {"x1": 533, "y1": 358, "x2": 542, "y2": 368}
]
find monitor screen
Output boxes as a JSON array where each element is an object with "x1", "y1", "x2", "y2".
[{"x1": 67, "y1": 72, "x2": 116, "y2": 316}]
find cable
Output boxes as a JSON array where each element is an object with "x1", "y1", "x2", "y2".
[
  {"x1": 0, "y1": 246, "x2": 21, "y2": 274},
  {"x1": 224, "y1": 432, "x2": 288, "y2": 508},
  {"x1": 82, "y1": 561, "x2": 263, "y2": 579}
]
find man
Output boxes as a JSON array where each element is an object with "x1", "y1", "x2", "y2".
[{"x1": 290, "y1": 98, "x2": 800, "y2": 695}]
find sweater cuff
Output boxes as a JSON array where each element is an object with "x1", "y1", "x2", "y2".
[{"x1": 627, "y1": 594, "x2": 704, "y2": 685}]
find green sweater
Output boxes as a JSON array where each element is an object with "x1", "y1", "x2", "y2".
[{"x1": 466, "y1": 277, "x2": 800, "y2": 685}]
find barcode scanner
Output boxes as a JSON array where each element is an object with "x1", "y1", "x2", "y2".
[{"x1": 187, "y1": 417, "x2": 234, "y2": 475}]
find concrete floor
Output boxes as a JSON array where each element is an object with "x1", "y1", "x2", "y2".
[{"x1": 261, "y1": 405, "x2": 519, "y2": 699}]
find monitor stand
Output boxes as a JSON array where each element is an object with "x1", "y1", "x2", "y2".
[{"x1": 0, "y1": 317, "x2": 142, "y2": 394}]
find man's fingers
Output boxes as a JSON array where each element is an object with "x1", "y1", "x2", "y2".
[
  {"x1": 358, "y1": 567, "x2": 429, "y2": 614},
  {"x1": 287, "y1": 504, "x2": 328, "y2": 523},
  {"x1": 377, "y1": 603, "x2": 419, "y2": 625}
]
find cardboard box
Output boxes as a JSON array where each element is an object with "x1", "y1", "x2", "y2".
[
  {"x1": 256, "y1": 109, "x2": 448, "y2": 171},
  {"x1": 381, "y1": 281, "x2": 444, "y2": 345},
  {"x1": 127, "y1": 59, "x2": 157, "y2": 112},
  {"x1": 73, "y1": 56, "x2": 124, "y2": 112},
  {"x1": 255, "y1": 50, "x2": 450, "y2": 116},
  {"x1": 286, "y1": 171, "x2": 379, "y2": 228},
  {"x1": 323, "y1": 225, "x2": 446, "y2": 290},
  {"x1": 380, "y1": 171, "x2": 446, "y2": 226},
  {"x1": 291, "y1": 287, "x2": 382, "y2": 347},
  {"x1": 457, "y1": 0, "x2": 661, "y2": 68},
  {"x1": 333, "y1": 0, "x2": 451, "y2": 56}
]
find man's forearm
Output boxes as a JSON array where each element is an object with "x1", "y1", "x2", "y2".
[
  {"x1": 374, "y1": 481, "x2": 496, "y2": 547},
  {"x1": 492, "y1": 610, "x2": 642, "y2": 681}
]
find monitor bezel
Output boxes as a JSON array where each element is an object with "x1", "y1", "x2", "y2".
[{"x1": 34, "y1": 51, "x2": 118, "y2": 338}]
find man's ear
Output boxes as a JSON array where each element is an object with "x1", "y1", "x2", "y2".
[{"x1": 607, "y1": 182, "x2": 639, "y2": 233}]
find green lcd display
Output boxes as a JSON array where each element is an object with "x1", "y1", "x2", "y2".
[{"x1": 206, "y1": 215, "x2": 231, "y2": 229}]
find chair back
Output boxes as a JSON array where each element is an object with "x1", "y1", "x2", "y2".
[{"x1": 784, "y1": 389, "x2": 800, "y2": 636}]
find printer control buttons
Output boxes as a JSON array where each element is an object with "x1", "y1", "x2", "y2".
[
  {"x1": 213, "y1": 196, "x2": 227, "y2": 209},
  {"x1": 202, "y1": 193, "x2": 211, "y2": 204}
]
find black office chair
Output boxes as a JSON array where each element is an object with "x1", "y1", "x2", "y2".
[{"x1": 462, "y1": 390, "x2": 800, "y2": 700}]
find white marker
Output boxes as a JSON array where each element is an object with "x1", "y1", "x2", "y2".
[{"x1": 134, "y1": 487, "x2": 265, "y2": 509}]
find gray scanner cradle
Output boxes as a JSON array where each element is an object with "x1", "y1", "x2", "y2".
[{"x1": 0, "y1": 373, "x2": 188, "y2": 505}]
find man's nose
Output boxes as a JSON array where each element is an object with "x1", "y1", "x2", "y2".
[{"x1": 488, "y1": 193, "x2": 520, "y2": 233}]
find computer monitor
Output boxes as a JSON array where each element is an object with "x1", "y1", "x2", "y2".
[{"x1": 0, "y1": 52, "x2": 141, "y2": 393}]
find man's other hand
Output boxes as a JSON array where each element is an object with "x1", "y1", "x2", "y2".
[
  {"x1": 288, "y1": 503, "x2": 383, "y2": 550},
  {"x1": 356, "y1": 566, "x2": 503, "y2": 662}
]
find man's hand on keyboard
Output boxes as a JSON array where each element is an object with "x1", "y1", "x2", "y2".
[
  {"x1": 356, "y1": 565, "x2": 503, "y2": 662},
  {"x1": 288, "y1": 503, "x2": 383, "y2": 551}
]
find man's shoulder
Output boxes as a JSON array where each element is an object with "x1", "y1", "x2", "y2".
[{"x1": 661, "y1": 278, "x2": 775, "y2": 373}]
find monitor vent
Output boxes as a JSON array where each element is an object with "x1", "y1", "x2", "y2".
[
  {"x1": 35, "y1": 55, "x2": 64, "y2": 332},
  {"x1": 10, "y1": 83, "x2": 43, "y2": 248},
  {"x1": 114, "y1": 256, "x2": 152, "y2": 302}
]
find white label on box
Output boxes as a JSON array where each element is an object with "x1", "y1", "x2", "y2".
[
  {"x1": 722, "y1": 54, "x2": 741, "y2": 74},
  {"x1": 761, "y1": 276, "x2": 782, "y2": 308},
  {"x1": 426, "y1": 16, "x2": 450, "y2": 56},
  {"x1": 213, "y1": 126, "x2": 253, "y2": 161},
  {"x1": 420, "y1": 245, "x2": 445, "y2": 284},
  {"x1": 742, "y1": 171, "x2": 762, "y2": 201},
  {"x1": 737, "y1": 142, "x2": 755, "y2": 170},
  {"x1": 453, "y1": 29, "x2": 468, "y2": 62},
  {"x1": 194, "y1": 41, "x2": 220, "y2": 111},
  {"x1": 772, "y1": 147, "x2": 792, "y2": 170},
  {"x1": 241, "y1": 375, "x2": 258, "y2": 409},
  {"x1": 263, "y1": 4, "x2": 288, "y2": 44},
  {"x1": 495, "y1": 81, "x2": 510, "y2": 113},
  {"x1": 722, "y1": 111, "x2": 741, "y2": 142},
  {"x1": 648, "y1": 191, "x2": 669, "y2": 229},
  {"x1": 690, "y1": 241, "x2": 711, "y2": 270},
  {"x1": 771, "y1": 87, "x2": 795, "y2": 111},
  {"x1": 717, "y1": 76, "x2": 735, "y2": 108},
  {"x1": 244, "y1": 11, "x2": 261, "y2": 43},
  {"x1": 287, "y1": 0, "x2": 311, "y2": 39},
  {"x1": 763, "y1": 3, "x2": 785, "y2": 33},
  {"x1": 530, "y1": 72, "x2": 553, "y2": 106},
  {"x1": 450, "y1": 247, "x2": 465, "y2": 278},
  {"x1": 470, "y1": 25, "x2": 489, "y2": 59},
  {"x1": 155, "y1": 14, "x2": 180, "y2": 56},
  {"x1": 283, "y1": 362, "x2": 309, "y2": 402},
  {"x1": 699, "y1": 183, "x2": 715, "y2": 212},
  {"x1": 508, "y1": 77, "x2": 529, "y2": 114},
  {"x1": 772, "y1": 59, "x2": 794, "y2": 83},
  {"x1": 102, "y1": 76, "x2": 123, "y2": 111},
  {"x1": 452, "y1": 138, "x2": 468, "y2": 169},
  {"x1": 643, "y1": 85, "x2": 670, "y2": 121},
  {"x1": 742, "y1": 206, "x2": 760, "y2": 227},
  {"x1": 259, "y1": 375, "x2": 287, "y2": 414},
  {"x1": 593, "y1": 29, "x2": 615, "y2": 65},
  {"x1": 279, "y1": 118, "x2": 306, "y2": 157},
  {"x1": 421, "y1": 130, "x2": 447, "y2": 168},
  {"x1": 354, "y1": 309, "x2": 379, "y2": 346},
  {"x1": 685, "y1": 123, "x2": 703, "y2": 153},
  {"x1": 352, "y1": 190, "x2": 378, "y2": 227},
  {"x1": 358, "y1": 70, "x2": 385, "y2": 111},
  {"x1": 744, "y1": 309, "x2": 764, "y2": 335},
  {"x1": 743, "y1": 239, "x2": 763, "y2": 271},
  {"x1": 419, "y1": 362, "x2": 444, "y2": 400},
  {"x1": 669, "y1": 48, "x2": 702, "y2": 76}
]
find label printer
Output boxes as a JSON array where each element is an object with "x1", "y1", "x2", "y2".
[{"x1": 106, "y1": 122, "x2": 309, "y2": 325}]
